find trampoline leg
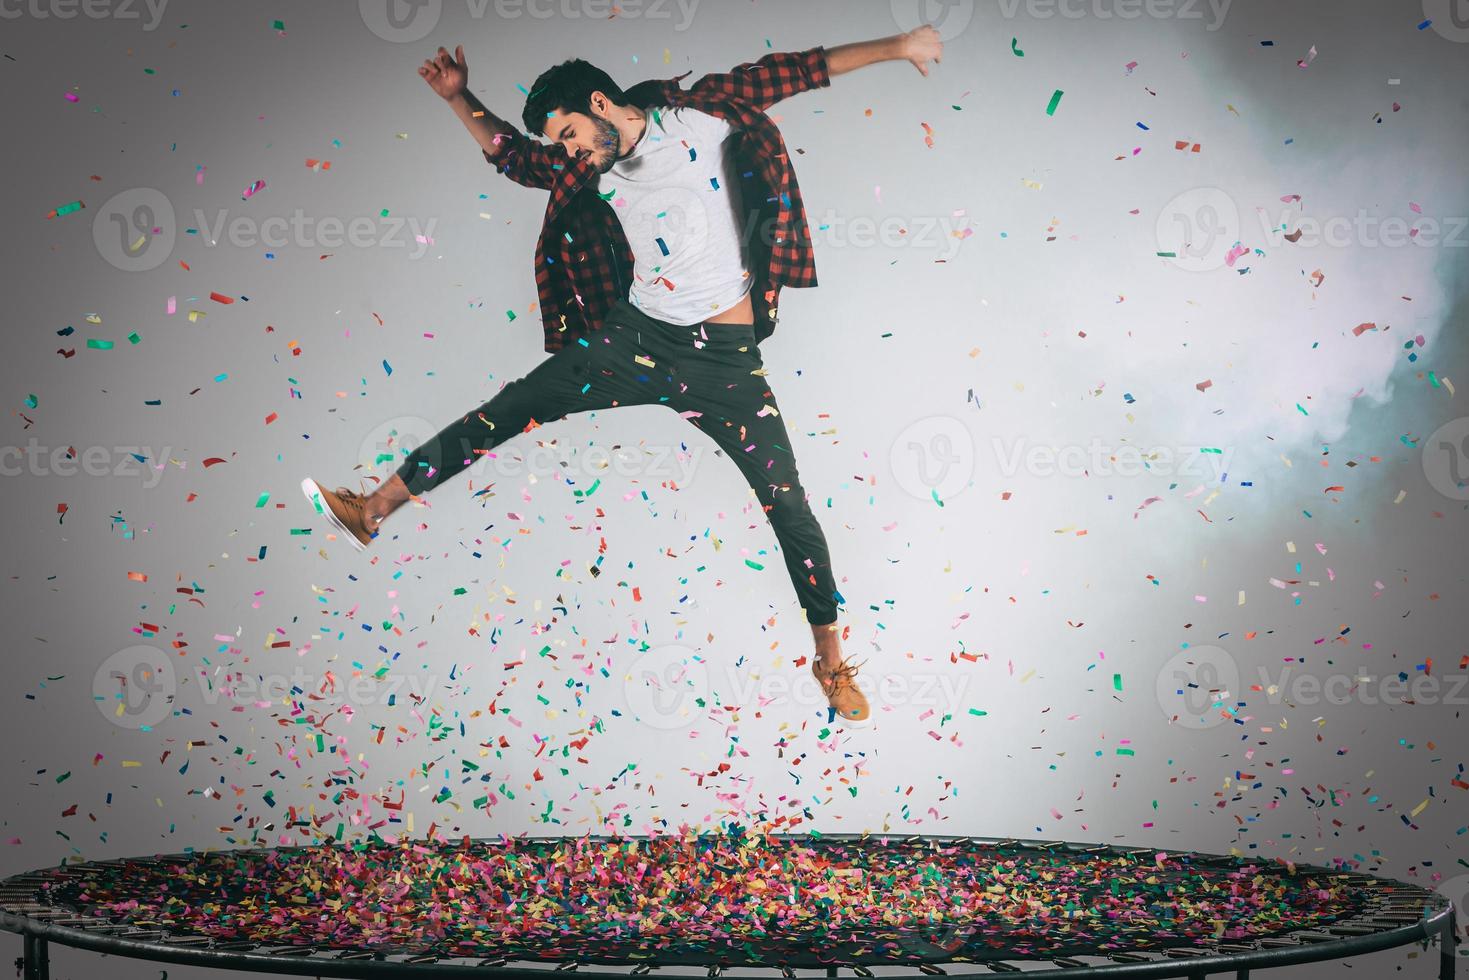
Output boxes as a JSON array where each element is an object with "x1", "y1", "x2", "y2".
[
  {"x1": 21, "y1": 935, "x2": 49, "y2": 980},
  {"x1": 1443, "y1": 905, "x2": 1459, "y2": 980}
]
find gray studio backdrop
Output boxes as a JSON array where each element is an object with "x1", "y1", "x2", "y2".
[{"x1": 2, "y1": 0, "x2": 1468, "y2": 977}]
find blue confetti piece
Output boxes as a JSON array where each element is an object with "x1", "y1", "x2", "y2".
[
  {"x1": 655, "y1": 237, "x2": 669, "y2": 256},
  {"x1": 383, "y1": 359, "x2": 393, "y2": 376}
]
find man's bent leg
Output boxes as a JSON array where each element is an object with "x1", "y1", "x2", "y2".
[
  {"x1": 670, "y1": 330, "x2": 841, "y2": 628},
  {"x1": 394, "y1": 314, "x2": 667, "y2": 501}
]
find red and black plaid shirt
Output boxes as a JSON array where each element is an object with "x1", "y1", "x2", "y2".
[{"x1": 485, "y1": 46, "x2": 831, "y2": 353}]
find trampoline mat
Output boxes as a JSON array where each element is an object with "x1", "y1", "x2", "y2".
[{"x1": 36, "y1": 833, "x2": 1366, "y2": 967}]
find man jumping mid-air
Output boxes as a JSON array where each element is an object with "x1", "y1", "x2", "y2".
[{"x1": 303, "y1": 27, "x2": 944, "y2": 723}]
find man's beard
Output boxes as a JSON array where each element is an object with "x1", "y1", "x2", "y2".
[{"x1": 590, "y1": 116, "x2": 621, "y2": 173}]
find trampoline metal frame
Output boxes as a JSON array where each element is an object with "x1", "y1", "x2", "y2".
[{"x1": 1, "y1": 835, "x2": 1460, "y2": 980}]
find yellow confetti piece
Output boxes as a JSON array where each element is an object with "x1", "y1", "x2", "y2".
[
  {"x1": 634, "y1": 354, "x2": 656, "y2": 368},
  {"x1": 1410, "y1": 798, "x2": 1430, "y2": 818}
]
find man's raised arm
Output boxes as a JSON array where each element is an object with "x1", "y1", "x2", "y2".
[
  {"x1": 420, "y1": 44, "x2": 567, "y2": 191},
  {"x1": 686, "y1": 26, "x2": 943, "y2": 112},
  {"x1": 827, "y1": 24, "x2": 944, "y2": 78}
]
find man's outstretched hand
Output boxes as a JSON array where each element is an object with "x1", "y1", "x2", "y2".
[
  {"x1": 420, "y1": 44, "x2": 468, "y2": 100},
  {"x1": 902, "y1": 25, "x2": 943, "y2": 77}
]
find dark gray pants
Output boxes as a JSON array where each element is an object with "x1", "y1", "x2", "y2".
[{"x1": 395, "y1": 298, "x2": 841, "y2": 625}]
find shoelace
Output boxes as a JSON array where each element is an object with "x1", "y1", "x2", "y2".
[
  {"x1": 816, "y1": 657, "x2": 868, "y2": 692},
  {"x1": 330, "y1": 486, "x2": 378, "y2": 528}
]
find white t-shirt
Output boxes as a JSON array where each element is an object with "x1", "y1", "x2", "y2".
[{"x1": 595, "y1": 105, "x2": 752, "y2": 325}]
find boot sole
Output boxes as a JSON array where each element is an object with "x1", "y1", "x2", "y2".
[{"x1": 300, "y1": 477, "x2": 368, "y2": 552}]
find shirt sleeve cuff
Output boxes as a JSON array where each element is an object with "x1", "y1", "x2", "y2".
[{"x1": 806, "y1": 45, "x2": 832, "y2": 88}]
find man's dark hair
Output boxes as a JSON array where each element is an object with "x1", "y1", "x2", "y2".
[{"x1": 522, "y1": 59, "x2": 629, "y2": 137}]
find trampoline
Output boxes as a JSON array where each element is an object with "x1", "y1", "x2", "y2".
[{"x1": 1, "y1": 833, "x2": 1457, "y2": 979}]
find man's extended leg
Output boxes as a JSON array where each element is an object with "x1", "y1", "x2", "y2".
[
  {"x1": 664, "y1": 321, "x2": 867, "y2": 720},
  {"x1": 305, "y1": 302, "x2": 675, "y2": 547}
]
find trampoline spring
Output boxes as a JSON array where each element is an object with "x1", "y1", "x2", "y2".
[
  {"x1": 706, "y1": 965, "x2": 722, "y2": 977},
  {"x1": 264, "y1": 945, "x2": 319, "y2": 957},
  {"x1": 629, "y1": 964, "x2": 652, "y2": 975},
  {"x1": 1105, "y1": 952, "x2": 1151, "y2": 963},
  {"x1": 1324, "y1": 925, "x2": 1378, "y2": 937},
  {"x1": 780, "y1": 965, "x2": 797, "y2": 978},
  {"x1": 1256, "y1": 938, "x2": 1302, "y2": 949},
  {"x1": 333, "y1": 950, "x2": 379, "y2": 960},
  {"x1": 852, "y1": 966, "x2": 876, "y2": 978},
  {"x1": 1049, "y1": 957, "x2": 1088, "y2": 968},
  {"x1": 154, "y1": 933, "x2": 212, "y2": 945},
  {"x1": 404, "y1": 953, "x2": 441, "y2": 964},
  {"x1": 916, "y1": 963, "x2": 945, "y2": 975},
  {"x1": 478, "y1": 958, "x2": 510, "y2": 968},
  {"x1": 554, "y1": 960, "x2": 580, "y2": 971},
  {"x1": 982, "y1": 962, "x2": 1021, "y2": 972}
]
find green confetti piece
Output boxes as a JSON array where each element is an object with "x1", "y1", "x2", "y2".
[
  {"x1": 931, "y1": 487, "x2": 944, "y2": 507},
  {"x1": 288, "y1": 527, "x2": 313, "y2": 535},
  {"x1": 1011, "y1": 37, "x2": 1025, "y2": 56},
  {"x1": 1117, "y1": 747, "x2": 1135, "y2": 756},
  {"x1": 968, "y1": 708, "x2": 988, "y2": 716},
  {"x1": 453, "y1": 586, "x2": 468, "y2": 595},
  {"x1": 53, "y1": 200, "x2": 84, "y2": 217},
  {"x1": 24, "y1": 394, "x2": 37, "y2": 409},
  {"x1": 1155, "y1": 251, "x2": 1177, "y2": 258},
  {"x1": 272, "y1": 18, "x2": 285, "y2": 30},
  {"x1": 573, "y1": 478, "x2": 601, "y2": 498},
  {"x1": 1113, "y1": 673, "x2": 1123, "y2": 691},
  {"x1": 254, "y1": 491, "x2": 270, "y2": 508},
  {"x1": 744, "y1": 558, "x2": 765, "y2": 571},
  {"x1": 1045, "y1": 89, "x2": 1064, "y2": 115},
  {"x1": 86, "y1": 339, "x2": 114, "y2": 350},
  {"x1": 127, "y1": 332, "x2": 141, "y2": 344},
  {"x1": 506, "y1": 310, "x2": 517, "y2": 321}
]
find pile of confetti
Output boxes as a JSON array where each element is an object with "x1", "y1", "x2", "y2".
[{"x1": 37, "y1": 834, "x2": 1365, "y2": 965}]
